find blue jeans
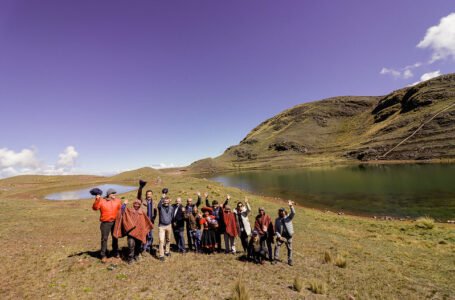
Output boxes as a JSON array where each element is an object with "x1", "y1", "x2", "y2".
[
  {"x1": 191, "y1": 229, "x2": 201, "y2": 252},
  {"x1": 142, "y1": 229, "x2": 153, "y2": 252}
]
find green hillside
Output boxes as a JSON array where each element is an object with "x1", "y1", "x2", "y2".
[{"x1": 189, "y1": 73, "x2": 455, "y2": 172}]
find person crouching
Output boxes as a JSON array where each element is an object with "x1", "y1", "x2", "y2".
[{"x1": 248, "y1": 230, "x2": 266, "y2": 264}]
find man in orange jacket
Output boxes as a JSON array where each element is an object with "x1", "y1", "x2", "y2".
[{"x1": 92, "y1": 188, "x2": 122, "y2": 262}]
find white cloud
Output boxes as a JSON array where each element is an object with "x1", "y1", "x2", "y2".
[
  {"x1": 57, "y1": 146, "x2": 78, "y2": 168},
  {"x1": 380, "y1": 63, "x2": 420, "y2": 79},
  {"x1": 150, "y1": 163, "x2": 181, "y2": 169},
  {"x1": 417, "y1": 12, "x2": 455, "y2": 62},
  {"x1": 0, "y1": 147, "x2": 40, "y2": 169},
  {"x1": 0, "y1": 146, "x2": 80, "y2": 178},
  {"x1": 410, "y1": 70, "x2": 441, "y2": 86}
]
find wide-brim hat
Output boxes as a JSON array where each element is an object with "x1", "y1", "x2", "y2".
[
  {"x1": 89, "y1": 188, "x2": 103, "y2": 196},
  {"x1": 201, "y1": 207, "x2": 213, "y2": 213}
]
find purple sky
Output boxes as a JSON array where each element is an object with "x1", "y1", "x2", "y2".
[{"x1": 0, "y1": 0, "x2": 454, "y2": 176}]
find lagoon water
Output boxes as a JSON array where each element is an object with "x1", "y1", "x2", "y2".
[
  {"x1": 206, "y1": 164, "x2": 455, "y2": 221},
  {"x1": 45, "y1": 184, "x2": 136, "y2": 201}
]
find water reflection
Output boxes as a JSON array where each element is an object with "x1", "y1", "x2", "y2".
[
  {"x1": 206, "y1": 164, "x2": 455, "y2": 220},
  {"x1": 45, "y1": 184, "x2": 136, "y2": 201}
]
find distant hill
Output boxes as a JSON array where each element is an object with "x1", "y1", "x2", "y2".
[{"x1": 189, "y1": 73, "x2": 455, "y2": 172}]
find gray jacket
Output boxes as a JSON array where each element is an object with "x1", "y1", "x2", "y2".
[
  {"x1": 275, "y1": 206, "x2": 295, "y2": 238},
  {"x1": 158, "y1": 198, "x2": 175, "y2": 226}
]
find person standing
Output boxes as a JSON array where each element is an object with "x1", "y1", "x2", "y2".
[
  {"x1": 137, "y1": 180, "x2": 157, "y2": 254},
  {"x1": 205, "y1": 193, "x2": 228, "y2": 252},
  {"x1": 172, "y1": 197, "x2": 186, "y2": 253},
  {"x1": 234, "y1": 197, "x2": 252, "y2": 253},
  {"x1": 184, "y1": 192, "x2": 202, "y2": 251},
  {"x1": 254, "y1": 207, "x2": 274, "y2": 262},
  {"x1": 221, "y1": 197, "x2": 238, "y2": 254},
  {"x1": 91, "y1": 188, "x2": 123, "y2": 263},
  {"x1": 157, "y1": 188, "x2": 175, "y2": 262},
  {"x1": 273, "y1": 200, "x2": 296, "y2": 266},
  {"x1": 114, "y1": 199, "x2": 154, "y2": 264},
  {"x1": 200, "y1": 207, "x2": 218, "y2": 254},
  {"x1": 184, "y1": 206, "x2": 202, "y2": 252}
]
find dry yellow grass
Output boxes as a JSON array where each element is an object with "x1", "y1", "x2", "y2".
[{"x1": 0, "y1": 170, "x2": 454, "y2": 299}]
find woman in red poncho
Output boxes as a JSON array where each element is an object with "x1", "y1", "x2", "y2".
[
  {"x1": 200, "y1": 207, "x2": 218, "y2": 254},
  {"x1": 222, "y1": 202, "x2": 238, "y2": 254}
]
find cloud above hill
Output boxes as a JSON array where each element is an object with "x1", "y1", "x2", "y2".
[
  {"x1": 0, "y1": 146, "x2": 79, "y2": 178},
  {"x1": 417, "y1": 12, "x2": 455, "y2": 62}
]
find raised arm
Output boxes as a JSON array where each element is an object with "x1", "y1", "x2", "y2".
[
  {"x1": 196, "y1": 192, "x2": 202, "y2": 207},
  {"x1": 92, "y1": 195, "x2": 102, "y2": 211},
  {"x1": 204, "y1": 192, "x2": 210, "y2": 207},
  {"x1": 137, "y1": 180, "x2": 147, "y2": 201},
  {"x1": 288, "y1": 200, "x2": 295, "y2": 220},
  {"x1": 244, "y1": 197, "x2": 251, "y2": 215},
  {"x1": 223, "y1": 194, "x2": 230, "y2": 208}
]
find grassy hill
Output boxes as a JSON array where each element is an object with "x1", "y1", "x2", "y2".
[
  {"x1": 0, "y1": 168, "x2": 454, "y2": 299},
  {"x1": 188, "y1": 73, "x2": 455, "y2": 173}
]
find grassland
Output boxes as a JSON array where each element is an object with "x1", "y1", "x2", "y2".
[{"x1": 0, "y1": 168, "x2": 454, "y2": 299}]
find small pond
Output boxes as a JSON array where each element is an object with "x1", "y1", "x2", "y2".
[{"x1": 45, "y1": 184, "x2": 136, "y2": 200}]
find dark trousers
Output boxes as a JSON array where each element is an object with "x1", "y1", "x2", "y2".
[
  {"x1": 100, "y1": 221, "x2": 118, "y2": 258},
  {"x1": 260, "y1": 234, "x2": 273, "y2": 260},
  {"x1": 127, "y1": 236, "x2": 142, "y2": 261},
  {"x1": 174, "y1": 228, "x2": 186, "y2": 252},
  {"x1": 186, "y1": 228, "x2": 194, "y2": 250},
  {"x1": 240, "y1": 231, "x2": 249, "y2": 252},
  {"x1": 142, "y1": 229, "x2": 153, "y2": 253},
  {"x1": 215, "y1": 230, "x2": 222, "y2": 251}
]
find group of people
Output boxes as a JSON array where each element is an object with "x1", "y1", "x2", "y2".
[{"x1": 91, "y1": 180, "x2": 296, "y2": 266}]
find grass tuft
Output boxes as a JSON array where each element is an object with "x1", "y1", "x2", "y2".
[
  {"x1": 308, "y1": 279, "x2": 327, "y2": 294},
  {"x1": 293, "y1": 276, "x2": 303, "y2": 292},
  {"x1": 230, "y1": 280, "x2": 250, "y2": 300},
  {"x1": 335, "y1": 254, "x2": 347, "y2": 268},
  {"x1": 323, "y1": 251, "x2": 333, "y2": 263},
  {"x1": 415, "y1": 217, "x2": 435, "y2": 229}
]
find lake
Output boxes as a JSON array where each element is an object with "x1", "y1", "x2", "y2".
[
  {"x1": 205, "y1": 164, "x2": 455, "y2": 221},
  {"x1": 45, "y1": 184, "x2": 136, "y2": 201}
]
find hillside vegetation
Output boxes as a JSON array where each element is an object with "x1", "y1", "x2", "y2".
[
  {"x1": 188, "y1": 74, "x2": 455, "y2": 172},
  {"x1": 0, "y1": 168, "x2": 454, "y2": 299}
]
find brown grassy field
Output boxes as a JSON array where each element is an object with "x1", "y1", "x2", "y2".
[{"x1": 0, "y1": 168, "x2": 454, "y2": 299}]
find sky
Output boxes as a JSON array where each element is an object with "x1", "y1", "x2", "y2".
[{"x1": 1, "y1": 0, "x2": 454, "y2": 178}]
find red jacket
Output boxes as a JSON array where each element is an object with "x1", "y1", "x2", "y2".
[{"x1": 92, "y1": 197, "x2": 122, "y2": 222}]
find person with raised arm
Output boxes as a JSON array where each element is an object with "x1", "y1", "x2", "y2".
[
  {"x1": 233, "y1": 196, "x2": 252, "y2": 253},
  {"x1": 273, "y1": 200, "x2": 296, "y2": 266},
  {"x1": 157, "y1": 188, "x2": 175, "y2": 262},
  {"x1": 137, "y1": 180, "x2": 157, "y2": 255},
  {"x1": 91, "y1": 188, "x2": 124, "y2": 263},
  {"x1": 184, "y1": 192, "x2": 202, "y2": 251},
  {"x1": 221, "y1": 194, "x2": 238, "y2": 254}
]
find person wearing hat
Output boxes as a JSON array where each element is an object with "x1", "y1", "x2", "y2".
[
  {"x1": 137, "y1": 180, "x2": 157, "y2": 255},
  {"x1": 220, "y1": 195, "x2": 238, "y2": 254},
  {"x1": 205, "y1": 193, "x2": 228, "y2": 252},
  {"x1": 157, "y1": 188, "x2": 175, "y2": 261},
  {"x1": 273, "y1": 200, "x2": 296, "y2": 266},
  {"x1": 248, "y1": 230, "x2": 266, "y2": 264},
  {"x1": 254, "y1": 207, "x2": 274, "y2": 262},
  {"x1": 92, "y1": 188, "x2": 124, "y2": 263},
  {"x1": 200, "y1": 206, "x2": 218, "y2": 254}
]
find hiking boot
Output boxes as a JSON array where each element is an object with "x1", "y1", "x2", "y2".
[
  {"x1": 159, "y1": 256, "x2": 165, "y2": 262},
  {"x1": 271, "y1": 260, "x2": 278, "y2": 265},
  {"x1": 101, "y1": 257, "x2": 108, "y2": 263},
  {"x1": 288, "y1": 260, "x2": 294, "y2": 266},
  {"x1": 164, "y1": 252, "x2": 171, "y2": 257}
]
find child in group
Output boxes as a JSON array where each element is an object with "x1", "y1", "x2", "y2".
[{"x1": 248, "y1": 230, "x2": 266, "y2": 264}]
